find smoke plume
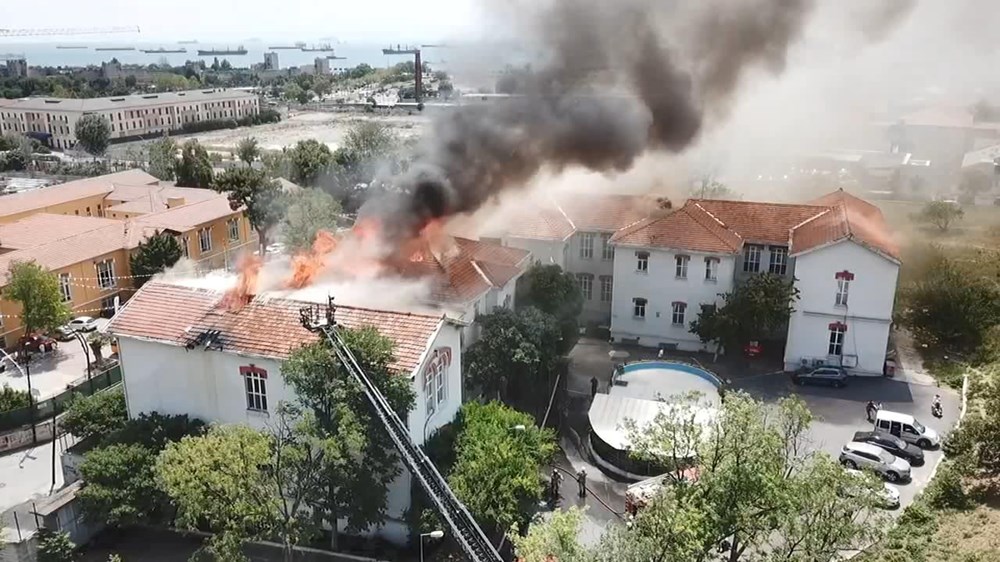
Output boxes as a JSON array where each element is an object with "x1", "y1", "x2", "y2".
[{"x1": 364, "y1": 0, "x2": 824, "y2": 241}]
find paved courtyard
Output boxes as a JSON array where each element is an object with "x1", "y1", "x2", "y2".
[{"x1": 0, "y1": 320, "x2": 110, "y2": 400}]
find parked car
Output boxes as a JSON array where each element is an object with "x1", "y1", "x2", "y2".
[
  {"x1": 842, "y1": 469, "x2": 900, "y2": 509},
  {"x1": 873, "y1": 410, "x2": 940, "y2": 449},
  {"x1": 19, "y1": 334, "x2": 58, "y2": 353},
  {"x1": 839, "y1": 441, "x2": 911, "y2": 483},
  {"x1": 52, "y1": 326, "x2": 75, "y2": 341},
  {"x1": 790, "y1": 366, "x2": 848, "y2": 388},
  {"x1": 65, "y1": 316, "x2": 99, "y2": 333},
  {"x1": 852, "y1": 430, "x2": 925, "y2": 466}
]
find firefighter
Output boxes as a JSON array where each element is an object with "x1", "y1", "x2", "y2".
[
  {"x1": 577, "y1": 468, "x2": 587, "y2": 498},
  {"x1": 550, "y1": 468, "x2": 563, "y2": 502}
]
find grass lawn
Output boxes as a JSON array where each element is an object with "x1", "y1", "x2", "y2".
[
  {"x1": 876, "y1": 199, "x2": 1000, "y2": 249},
  {"x1": 924, "y1": 503, "x2": 1000, "y2": 561}
]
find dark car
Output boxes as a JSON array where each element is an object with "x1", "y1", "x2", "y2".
[
  {"x1": 18, "y1": 334, "x2": 57, "y2": 354},
  {"x1": 852, "y1": 430, "x2": 925, "y2": 466},
  {"x1": 791, "y1": 366, "x2": 848, "y2": 388}
]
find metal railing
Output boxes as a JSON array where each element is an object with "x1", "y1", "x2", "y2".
[{"x1": 0, "y1": 364, "x2": 122, "y2": 433}]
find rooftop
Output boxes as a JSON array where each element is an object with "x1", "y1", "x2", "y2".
[
  {"x1": 396, "y1": 237, "x2": 531, "y2": 304},
  {"x1": 611, "y1": 203, "x2": 743, "y2": 253},
  {"x1": 0, "y1": 89, "x2": 255, "y2": 113},
  {"x1": 134, "y1": 195, "x2": 239, "y2": 231},
  {"x1": 0, "y1": 223, "x2": 133, "y2": 285},
  {"x1": 0, "y1": 169, "x2": 158, "y2": 219},
  {"x1": 0, "y1": 214, "x2": 121, "y2": 250},
  {"x1": 106, "y1": 281, "x2": 447, "y2": 374},
  {"x1": 504, "y1": 194, "x2": 651, "y2": 240}
]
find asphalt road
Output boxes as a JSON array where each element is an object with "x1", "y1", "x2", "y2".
[{"x1": 731, "y1": 373, "x2": 961, "y2": 510}]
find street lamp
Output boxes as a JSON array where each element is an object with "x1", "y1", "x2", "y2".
[
  {"x1": 72, "y1": 331, "x2": 94, "y2": 393},
  {"x1": 420, "y1": 530, "x2": 444, "y2": 562}
]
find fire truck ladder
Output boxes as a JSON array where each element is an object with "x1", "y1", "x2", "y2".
[{"x1": 299, "y1": 298, "x2": 502, "y2": 562}]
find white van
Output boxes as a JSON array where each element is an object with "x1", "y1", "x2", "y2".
[{"x1": 874, "y1": 410, "x2": 940, "y2": 449}]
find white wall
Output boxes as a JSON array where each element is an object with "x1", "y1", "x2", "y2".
[
  {"x1": 502, "y1": 237, "x2": 567, "y2": 269},
  {"x1": 117, "y1": 321, "x2": 465, "y2": 545},
  {"x1": 784, "y1": 240, "x2": 899, "y2": 374},
  {"x1": 566, "y1": 231, "x2": 618, "y2": 324},
  {"x1": 609, "y1": 246, "x2": 736, "y2": 351}
]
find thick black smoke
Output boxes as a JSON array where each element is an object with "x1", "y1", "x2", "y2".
[{"x1": 371, "y1": 0, "x2": 826, "y2": 241}]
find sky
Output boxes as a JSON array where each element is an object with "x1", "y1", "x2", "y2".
[{"x1": 1, "y1": 0, "x2": 486, "y2": 44}]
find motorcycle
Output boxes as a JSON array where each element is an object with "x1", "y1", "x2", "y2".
[{"x1": 931, "y1": 402, "x2": 943, "y2": 418}]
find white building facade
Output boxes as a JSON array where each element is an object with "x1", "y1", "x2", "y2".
[{"x1": 107, "y1": 281, "x2": 465, "y2": 543}]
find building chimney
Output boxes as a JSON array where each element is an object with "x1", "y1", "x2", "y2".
[{"x1": 166, "y1": 196, "x2": 186, "y2": 209}]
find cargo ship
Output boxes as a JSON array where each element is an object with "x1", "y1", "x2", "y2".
[
  {"x1": 326, "y1": 54, "x2": 346, "y2": 60},
  {"x1": 197, "y1": 45, "x2": 248, "y2": 56},
  {"x1": 269, "y1": 41, "x2": 305, "y2": 50},
  {"x1": 142, "y1": 47, "x2": 187, "y2": 54},
  {"x1": 178, "y1": 40, "x2": 198, "y2": 44},
  {"x1": 95, "y1": 47, "x2": 136, "y2": 51},
  {"x1": 301, "y1": 43, "x2": 334, "y2": 52}
]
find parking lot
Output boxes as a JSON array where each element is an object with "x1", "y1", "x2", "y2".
[{"x1": 0, "y1": 319, "x2": 111, "y2": 400}]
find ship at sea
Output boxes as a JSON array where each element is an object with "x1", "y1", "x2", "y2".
[
  {"x1": 95, "y1": 47, "x2": 136, "y2": 51},
  {"x1": 301, "y1": 43, "x2": 334, "y2": 52},
  {"x1": 142, "y1": 47, "x2": 188, "y2": 54},
  {"x1": 269, "y1": 41, "x2": 305, "y2": 50},
  {"x1": 56, "y1": 45, "x2": 88, "y2": 49},
  {"x1": 197, "y1": 45, "x2": 248, "y2": 56},
  {"x1": 178, "y1": 40, "x2": 198, "y2": 45}
]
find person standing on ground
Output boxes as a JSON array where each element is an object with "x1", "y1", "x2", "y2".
[
  {"x1": 590, "y1": 376, "x2": 599, "y2": 398},
  {"x1": 577, "y1": 468, "x2": 587, "y2": 498},
  {"x1": 550, "y1": 468, "x2": 563, "y2": 502},
  {"x1": 866, "y1": 400, "x2": 876, "y2": 422}
]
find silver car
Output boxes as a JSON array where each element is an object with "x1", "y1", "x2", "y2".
[{"x1": 839, "y1": 441, "x2": 911, "y2": 483}]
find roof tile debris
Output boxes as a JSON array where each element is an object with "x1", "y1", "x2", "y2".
[{"x1": 106, "y1": 281, "x2": 446, "y2": 374}]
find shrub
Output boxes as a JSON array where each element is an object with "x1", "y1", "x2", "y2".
[
  {"x1": 0, "y1": 384, "x2": 31, "y2": 412},
  {"x1": 925, "y1": 462, "x2": 970, "y2": 509},
  {"x1": 62, "y1": 387, "x2": 127, "y2": 441}
]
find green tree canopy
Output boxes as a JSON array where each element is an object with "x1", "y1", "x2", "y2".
[
  {"x1": 74, "y1": 113, "x2": 111, "y2": 156},
  {"x1": 449, "y1": 401, "x2": 556, "y2": 534},
  {"x1": 288, "y1": 139, "x2": 333, "y2": 186},
  {"x1": 79, "y1": 443, "x2": 162, "y2": 527},
  {"x1": 236, "y1": 136, "x2": 261, "y2": 166},
  {"x1": 37, "y1": 529, "x2": 77, "y2": 562},
  {"x1": 174, "y1": 139, "x2": 214, "y2": 188},
  {"x1": 689, "y1": 272, "x2": 799, "y2": 355},
  {"x1": 511, "y1": 507, "x2": 589, "y2": 562},
  {"x1": 283, "y1": 82, "x2": 310, "y2": 104},
  {"x1": 915, "y1": 201, "x2": 964, "y2": 232},
  {"x1": 130, "y1": 231, "x2": 183, "y2": 288},
  {"x1": 213, "y1": 167, "x2": 285, "y2": 251},
  {"x1": 62, "y1": 387, "x2": 127, "y2": 442},
  {"x1": 281, "y1": 188, "x2": 343, "y2": 252},
  {"x1": 281, "y1": 327, "x2": 415, "y2": 549},
  {"x1": 146, "y1": 136, "x2": 177, "y2": 181},
  {"x1": 2, "y1": 261, "x2": 71, "y2": 337},
  {"x1": 515, "y1": 263, "x2": 583, "y2": 352},
  {"x1": 465, "y1": 307, "x2": 562, "y2": 404}
]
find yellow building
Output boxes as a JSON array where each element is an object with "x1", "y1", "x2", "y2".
[{"x1": 0, "y1": 170, "x2": 256, "y2": 348}]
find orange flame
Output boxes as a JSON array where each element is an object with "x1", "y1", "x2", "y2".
[
  {"x1": 222, "y1": 254, "x2": 263, "y2": 312},
  {"x1": 286, "y1": 230, "x2": 338, "y2": 289}
]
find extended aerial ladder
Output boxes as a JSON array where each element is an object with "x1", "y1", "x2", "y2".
[{"x1": 299, "y1": 298, "x2": 503, "y2": 562}]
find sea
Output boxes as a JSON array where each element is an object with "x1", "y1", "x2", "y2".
[{"x1": 0, "y1": 40, "x2": 456, "y2": 73}]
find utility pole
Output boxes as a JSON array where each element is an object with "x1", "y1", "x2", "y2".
[
  {"x1": 25, "y1": 361, "x2": 35, "y2": 444},
  {"x1": 382, "y1": 45, "x2": 423, "y2": 106}
]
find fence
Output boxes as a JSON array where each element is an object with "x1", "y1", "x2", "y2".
[{"x1": 0, "y1": 363, "x2": 122, "y2": 434}]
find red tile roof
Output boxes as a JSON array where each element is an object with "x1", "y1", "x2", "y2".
[
  {"x1": 106, "y1": 281, "x2": 446, "y2": 374},
  {"x1": 0, "y1": 214, "x2": 121, "y2": 250},
  {"x1": 134, "y1": 195, "x2": 241, "y2": 231},
  {"x1": 692, "y1": 199, "x2": 826, "y2": 245},
  {"x1": 0, "y1": 223, "x2": 133, "y2": 285},
  {"x1": 0, "y1": 169, "x2": 158, "y2": 219},
  {"x1": 505, "y1": 203, "x2": 575, "y2": 241},
  {"x1": 794, "y1": 190, "x2": 899, "y2": 260},
  {"x1": 395, "y1": 237, "x2": 530, "y2": 304},
  {"x1": 505, "y1": 195, "x2": 652, "y2": 240},
  {"x1": 611, "y1": 204, "x2": 743, "y2": 253}
]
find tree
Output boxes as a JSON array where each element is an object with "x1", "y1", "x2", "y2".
[
  {"x1": 281, "y1": 327, "x2": 415, "y2": 549},
  {"x1": 213, "y1": 167, "x2": 285, "y2": 252},
  {"x1": 174, "y1": 139, "x2": 214, "y2": 188},
  {"x1": 689, "y1": 272, "x2": 799, "y2": 356},
  {"x1": 281, "y1": 189, "x2": 343, "y2": 252},
  {"x1": 79, "y1": 443, "x2": 163, "y2": 526},
  {"x1": 2, "y1": 261, "x2": 71, "y2": 337},
  {"x1": 37, "y1": 529, "x2": 77, "y2": 562},
  {"x1": 287, "y1": 139, "x2": 332, "y2": 186},
  {"x1": 236, "y1": 136, "x2": 261, "y2": 167},
  {"x1": 146, "y1": 136, "x2": 177, "y2": 181},
  {"x1": 465, "y1": 307, "x2": 562, "y2": 405},
  {"x1": 512, "y1": 507, "x2": 589, "y2": 562},
  {"x1": 449, "y1": 402, "x2": 556, "y2": 536},
  {"x1": 915, "y1": 201, "x2": 964, "y2": 232},
  {"x1": 74, "y1": 113, "x2": 111, "y2": 156},
  {"x1": 62, "y1": 387, "x2": 127, "y2": 442},
  {"x1": 158, "y1": 425, "x2": 277, "y2": 562},
  {"x1": 88, "y1": 331, "x2": 111, "y2": 363},
  {"x1": 130, "y1": 231, "x2": 183, "y2": 288},
  {"x1": 515, "y1": 263, "x2": 584, "y2": 353},
  {"x1": 618, "y1": 393, "x2": 886, "y2": 562},
  {"x1": 220, "y1": 58, "x2": 232, "y2": 71},
  {"x1": 0, "y1": 384, "x2": 30, "y2": 412},
  {"x1": 283, "y1": 82, "x2": 310, "y2": 104},
  {"x1": 692, "y1": 178, "x2": 739, "y2": 200},
  {"x1": 343, "y1": 121, "x2": 398, "y2": 160}
]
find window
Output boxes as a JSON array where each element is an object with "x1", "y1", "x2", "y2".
[
  {"x1": 600, "y1": 275, "x2": 613, "y2": 303},
  {"x1": 836, "y1": 279, "x2": 850, "y2": 306},
  {"x1": 228, "y1": 218, "x2": 240, "y2": 242},
  {"x1": 240, "y1": 366, "x2": 268, "y2": 412},
  {"x1": 423, "y1": 350, "x2": 448, "y2": 416},
  {"x1": 633, "y1": 297, "x2": 647, "y2": 319},
  {"x1": 601, "y1": 234, "x2": 614, "y2": 261},
  {"x1": 177, "y1": 235, "x2": 189, "y2": 258},
  {"x1": 576, "y1": 273, "x2": 593, "y2": 300},
  {"x1": 828, "y1": 323, "x2": 846, "y2": 355},
  {"x1": 743, "y1": 244, "x2": 762, "y2": 273},
  {"x1": 768, "y1": 246, "x2": 788, "y2": 275},
  {"x1": 671, "y1": 302, "x2": 686, "y2": 325},
  {"x1": 705, "y1": 257, "x2": 719, "y2": 281},
  {"x1": 59, "y1": 273, "x2": 72, "y2": 303},
  {"x1": 675, "y1": 255, "x2": 689, "y2": 279},
  {"x1": 636, "y1": 251, "x2": 649, "y2": 272},
  {"x1": 579, "y1": 233, "x2": 594, "y2": 259},
  {"x1": 96, "y1": 259, "x2": 115, "y2": 289},
  {"x1": 198, "y1": 227, "x2": 212, "y2": 252}
]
